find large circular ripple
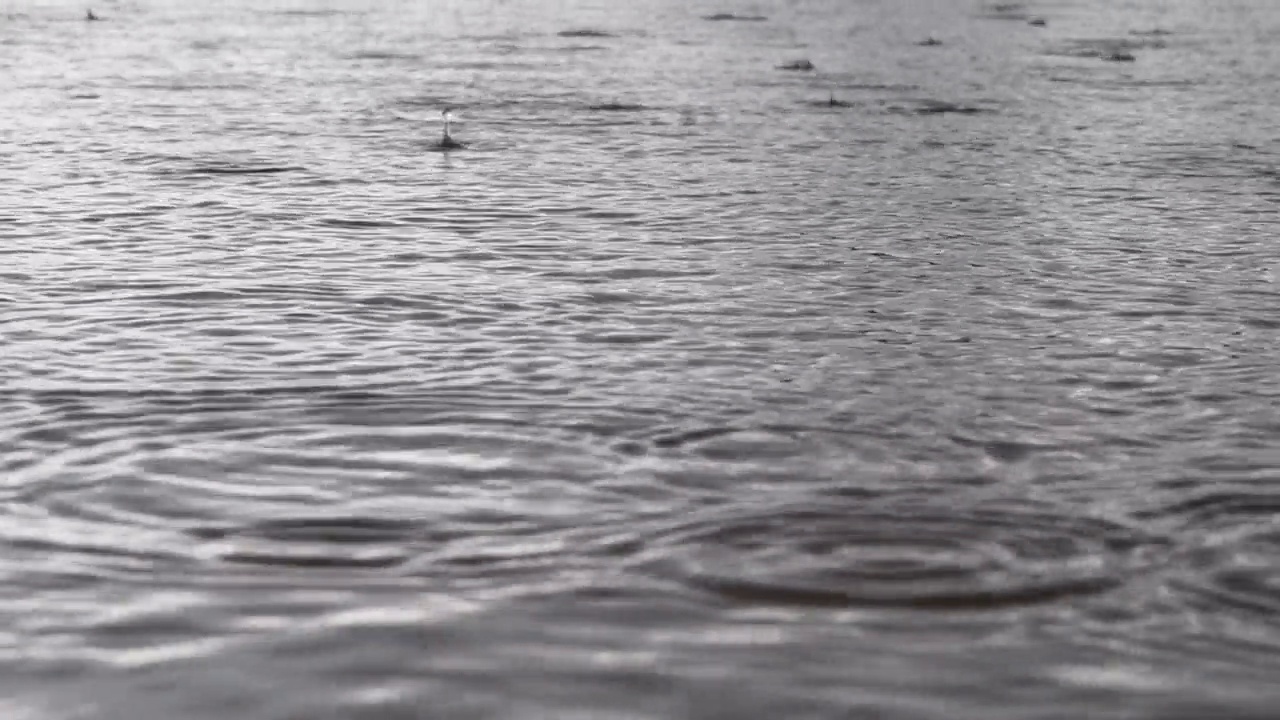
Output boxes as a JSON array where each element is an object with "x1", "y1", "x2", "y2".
[{"x1": 633, "y1": 496, "x2": 1164, "y2": 610}]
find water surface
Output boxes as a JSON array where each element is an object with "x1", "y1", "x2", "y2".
[{"x1": 2, "y1": 0, "x2": 1280, "y2": 717}]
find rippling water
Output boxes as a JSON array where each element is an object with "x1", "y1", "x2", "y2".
[{"x1": 3, "y1": 0, "x2": 1280, "y2": 716}]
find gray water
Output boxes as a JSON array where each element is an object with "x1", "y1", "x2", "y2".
[{"x1": 2, "y1": 0, "x2": 1280, "y2": 717}]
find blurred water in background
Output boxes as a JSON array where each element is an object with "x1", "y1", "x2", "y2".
[{"x1": 1, "y1": 0, "x2": 1280, "y2": 717}]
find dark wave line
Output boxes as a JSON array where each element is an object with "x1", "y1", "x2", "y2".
[{"x1": 188, "y1": 166, "x2": 304, "y2": 175}]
